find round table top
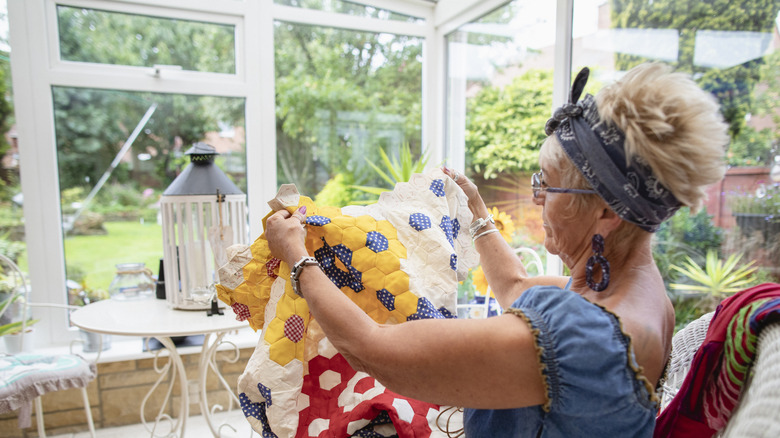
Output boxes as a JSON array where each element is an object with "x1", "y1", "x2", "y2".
[{"x1": 70, "y1": 298, "x2": 247, "y2": 337}]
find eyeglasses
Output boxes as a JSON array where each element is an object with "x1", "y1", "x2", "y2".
[{"x1": 531, "y1": 171, "x2": 598, "y2": 198}]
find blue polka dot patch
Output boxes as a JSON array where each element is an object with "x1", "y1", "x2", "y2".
[
  {"x1": 438, "y1": 306, "x2": 456, "y2": 319},
  {"x1": 258, "y1": 382, "x2": 272, "y2": 406},
  {"x1": 451, "y1": 218, "x2": 460, "y2": 239},
  {"x1": 306, "y1": 215, "x2": 331, "y2": 226},
  {"x1": 407, "y1": 297, "x2": 445, "y2": 321},
  {"x1": 377, "y1": 289, "x2": 395, "y2": 311},
  {"x1": 409, "y1": 213, "x2": 432, "y2": 231},
  {"x1": 240, "y1": 392, "x2": 278, "y2": 438},
  {"x1": 449, "y1": 253, "x2": 457, "y2": 271},
  {"x1": 429, "y1": 179, "x2": 445, "y2": 197},
  {"x1": 365, "y1": 231, "x2": 389, "y2": 253},
  {"x1": 439, "y1": 216, "x2": 454, "y2": 247},
  {"x1": 314, "y1": 240, "x2": 365, "y2": 293}
]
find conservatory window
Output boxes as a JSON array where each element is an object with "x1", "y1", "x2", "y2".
[
  {"x1": 274, "y1": 21, "x2": 423, "y2": 200},
  {"x1": 273, "y1": 0, "x2": 425, "y2": 22},
  {"x1": 56, "y1": 5, "x2": 237, "y2": 74},
  {"x1": 445, "y1": 0, "x2": 558, "y2": 272},
  {"x1": 52, "y1": 87, "x2": 246, "y2": 308}
]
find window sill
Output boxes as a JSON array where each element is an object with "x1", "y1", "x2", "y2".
[{"x1": 9, "y1": 326, "x2": 258, "y2": 364}]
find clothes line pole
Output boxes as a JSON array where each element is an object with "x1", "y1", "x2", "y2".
[{"x1": 64, "y1": 103, "x2": 158, "y2": 233}]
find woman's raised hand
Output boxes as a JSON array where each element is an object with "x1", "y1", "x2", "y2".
[
  {"x1": 441, "y1": 167, "x2": 487, "y2": 217},
  {"x1": 265, "y1": 206, "x2": 309, "y2": 265}
]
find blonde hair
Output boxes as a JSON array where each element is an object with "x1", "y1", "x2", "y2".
[
  {"x1": 540, "y1": 63, "x2": 728, "y2": 215},
  {"x1": 595, "y1": 63, "x2": 728, "y2": 210}
]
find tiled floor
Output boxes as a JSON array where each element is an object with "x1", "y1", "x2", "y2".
[{"x1": 50, "y1": 410, "x2": 256, "y2": 438}]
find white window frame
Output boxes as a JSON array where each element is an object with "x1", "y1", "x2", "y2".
[
  {"x1": 434, "y1": 0, "x2": 573, "y2": 275},
  {"x1": 9, "y1": 0, "x2": 573, "y2": 348},
  {"x1": 7, "y1": 0, "x2": 440, "y2": 348}
]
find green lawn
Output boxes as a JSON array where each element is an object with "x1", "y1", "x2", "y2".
[{"x1": 64, "y1": 221, "x2": 163, "y2": 290}]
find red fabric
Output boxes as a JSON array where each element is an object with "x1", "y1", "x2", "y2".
[
  {"x1": 231, "y1": 303, "x2": 252, "y2": 321},
  {"x1": 654, "y1": 283, "x2": 780, "y2": 438},
  {"x1": 296, "y1": 352, "x2": 439, "y2": 437}
]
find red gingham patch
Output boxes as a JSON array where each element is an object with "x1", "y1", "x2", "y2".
[
  {"x1": 266, "y1": 258, "x2": 281, "y2": 278},
  {"x1": 232, "y1": 303, "x2": 251, "y2": 321},
  {"x1": 283, "y1": 314, "x2": 305, "y2": 343}
]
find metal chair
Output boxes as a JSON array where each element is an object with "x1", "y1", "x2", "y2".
[{"x1": 0, "y1": 254, "x2": 97, "y2": 437}]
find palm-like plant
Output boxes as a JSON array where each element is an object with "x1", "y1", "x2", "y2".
[
  {"x1": 351, "y1": 143, "x2": 429, "y2": 200},
  {"x1": 0, "y1": 271, "x2": 38, "y2": 337},
  {"x1": 670, "y1": 250, "x2": 758, "y2": 299}
]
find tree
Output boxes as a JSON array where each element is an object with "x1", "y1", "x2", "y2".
[
  {"x1": 53, "y1": 7, "x2": 244, "y2": 193},
  {"x1": 0, "y1": 58, "x2": 15, "y2": 201},
  {"x1": 610, "y1": 0, "x2": 778, "y2": 144},
  {"x1": 273, "y1": 5, "x2": 424, "y2": 197},
  {"x1": 465, "y1": 69, "x2": 554, "y2": 179}
]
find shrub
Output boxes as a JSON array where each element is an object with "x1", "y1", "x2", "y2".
[{"x1": 653, "y1": 207, "x2": 724, "y2": 289}]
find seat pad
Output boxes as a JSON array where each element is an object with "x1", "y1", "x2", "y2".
[{"x1": 0, "y1": 353, "x2": 97, "y2": 428}]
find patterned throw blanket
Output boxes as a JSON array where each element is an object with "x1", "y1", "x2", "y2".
[
  {"x1": 216, "y1": 169, "x2": 478, "y2": 437},
  {"x1": 654, "y1": 283, "x2": 780, "y2": 437}
]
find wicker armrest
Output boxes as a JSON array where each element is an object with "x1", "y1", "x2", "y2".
[
  {"x1": 718, "y1": 322, "x2": 780, "y2": 437},
  {"x1": 658, "y1": 312, "x2": 715, "y2": 411}
]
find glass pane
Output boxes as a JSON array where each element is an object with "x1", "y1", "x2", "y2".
[
  {"x1": 52, "y1": 87, "x2": 246, "y2": 305},
  {"x1": 274, "y1": 0, "x2": 424, "y2": 23},
  {"x1": 446, "y1": 1, "x2": 557, "y2": 315},
  {"x1": 274, "y1": 21, "x2": 423, "y2": 201},
  {"x1": 0, "y1": 9, "x2": 25, "y2": 278},
  {"x1": 573, "y1": 0, "x2": 780, "y2": 328},
  {"x1": 57, "y1": 6, "x2": 236, "y2": 74}
]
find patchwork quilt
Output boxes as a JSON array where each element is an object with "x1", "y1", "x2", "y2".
[{"x1": 216, "y1": 169, "x2": 478, "y2": 437}]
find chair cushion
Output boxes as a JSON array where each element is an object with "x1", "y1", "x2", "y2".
[{"x1": 0, "y1": 353, "x2": 97, "y2": 428}]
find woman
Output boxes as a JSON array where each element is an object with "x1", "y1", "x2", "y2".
[{"x1": 265, "y1": 63, "x2": 728, "y2": 436}]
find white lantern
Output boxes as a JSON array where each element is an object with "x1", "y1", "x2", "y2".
[{"x1": 160, "y1": 143, "x2": 247, "y2": 310}]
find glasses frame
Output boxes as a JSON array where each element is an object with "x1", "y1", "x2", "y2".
[{"x1": 531, "y1": 171, "x2": 598, "y2": 198}]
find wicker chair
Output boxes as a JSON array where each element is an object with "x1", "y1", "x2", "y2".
[{"x1": 658, "y1": 311, "x2": 780, "y2": 437}]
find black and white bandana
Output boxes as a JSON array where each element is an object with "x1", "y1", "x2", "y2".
[{"x1": 545, "y1": 67, "x2": 681, "y2": 232}]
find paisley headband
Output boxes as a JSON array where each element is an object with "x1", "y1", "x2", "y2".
[{"x1": 545, "y1": 67, "x2": 681, "y2": 232}]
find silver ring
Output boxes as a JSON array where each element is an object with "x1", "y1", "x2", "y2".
[{"x1": 453, "y1": 172, "x2": 460, "y2": 182}]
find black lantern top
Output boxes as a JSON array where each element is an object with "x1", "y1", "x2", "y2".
[{"x1": 162, "y1": 142, "x2": 244, "y2": 196}]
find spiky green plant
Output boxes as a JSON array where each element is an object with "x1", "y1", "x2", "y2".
[
  {"x1": 0, "y1": 289, "x2": 38, "y2": 336},
  {"x1": 670, "y1": 250, "x2": 758, "y2": 298},
  {"x1": 351, "y1": 143, "x2": 430, "y2": 200}
]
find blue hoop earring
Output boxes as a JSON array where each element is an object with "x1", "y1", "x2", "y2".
[{"x1": 586, "y1": 234, "x2": 610, "y2": 292}]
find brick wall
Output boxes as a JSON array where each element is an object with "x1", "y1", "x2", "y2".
[{"x1": 0, "y1": 347, "x2": 253, "y2": 437}]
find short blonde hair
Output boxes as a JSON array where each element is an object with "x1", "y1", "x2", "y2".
[
  {"x1": 540, "y1": 63, "x2": 728, "y2": 216},
  {"x1": 595, "y1": 63, "x2": 728, "y2": 210}
]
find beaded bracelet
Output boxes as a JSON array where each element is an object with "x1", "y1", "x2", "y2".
[
  {"x1": 468, "y1": 213, "x2": 494, "y2": 239},
  {"x1": 473, "y1": 228, "x2": 500, "y2": 242}
]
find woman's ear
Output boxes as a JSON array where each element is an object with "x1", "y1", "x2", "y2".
[{"x1": 595, "y1": 206, "x2": 622, "y2": 237}]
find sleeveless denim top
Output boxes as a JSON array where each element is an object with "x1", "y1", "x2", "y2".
[{"x1": 463, "y1": 285, "x2": 658, "y2": 437}]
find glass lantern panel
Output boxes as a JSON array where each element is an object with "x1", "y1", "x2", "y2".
[
  {"x1": 56, "y1": 5, "x2": 237, "y2": 74},
  {"x1": 52, "y1": 87, "x2": 246, "y2": 307}
]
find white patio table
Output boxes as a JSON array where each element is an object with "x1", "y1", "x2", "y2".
[{"x1": 71, "y1": 298, "x2": 248, "y2": 438}]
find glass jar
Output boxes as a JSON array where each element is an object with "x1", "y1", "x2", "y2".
[{"x1": 108, "y1": 263, "x2": 155, "y2": 300}]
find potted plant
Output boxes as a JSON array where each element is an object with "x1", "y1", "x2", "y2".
[
  {"x1": 0, "y1": 268, "x2": 38, "y2": 352},
  {"x1": 729, "y1": 183, "x2": 780, "y2": 239},
  {"x1": 68, "y1": 281, "x2": 111, "y2": 352}
]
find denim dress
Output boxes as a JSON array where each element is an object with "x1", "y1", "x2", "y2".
[{"x1": 463, "y1": 285, "x2": 658, "y2": 437}]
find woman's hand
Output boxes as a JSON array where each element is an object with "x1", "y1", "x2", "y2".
[
  {"x1": 441, "y1": 167, "x2": 489, "y2": 219},
  {"x1": 265, "y1": 206, "x2": 309, "y2": 265}
]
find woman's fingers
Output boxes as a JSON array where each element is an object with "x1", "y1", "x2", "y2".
[{"x1": 266, "y1": 206, "x2": 308, "y2": 263}]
